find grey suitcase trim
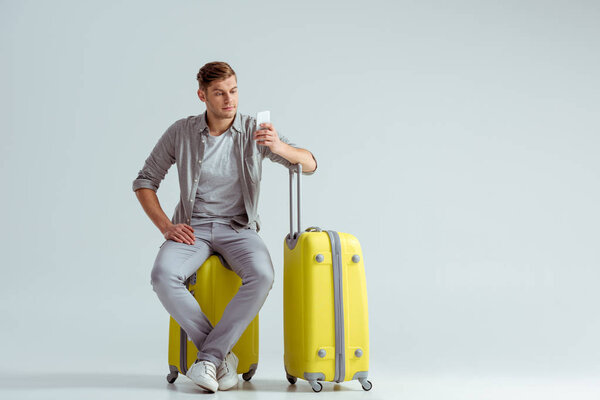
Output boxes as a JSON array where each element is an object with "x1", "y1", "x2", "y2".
[
  {"x1": 326, "y1": 230, "x2": 346, "y2": 383},
  {"x1": 181, "y1": 277, "x2": 190, "y2": 375}
]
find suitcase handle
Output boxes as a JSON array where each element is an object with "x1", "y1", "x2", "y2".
[{"x1": 289, "y1": 164, "x2": 302, "y2": 239}]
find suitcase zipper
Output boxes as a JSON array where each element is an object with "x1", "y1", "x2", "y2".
[{"x1": 326, "y1": 230, "x2": 345, "y2": 383}]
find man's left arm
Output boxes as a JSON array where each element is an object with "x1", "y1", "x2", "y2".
[{"x1": 254, "y1": 122, "x2": 317, "y2": 173}]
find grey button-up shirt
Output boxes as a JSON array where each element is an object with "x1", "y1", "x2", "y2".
[{"x1": 132, "y1": 111, "x2": 317, "y2": 232}]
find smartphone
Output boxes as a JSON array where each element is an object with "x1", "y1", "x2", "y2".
[{"x1": 256, "y1": 110, "x2": 270, "y2": 131}]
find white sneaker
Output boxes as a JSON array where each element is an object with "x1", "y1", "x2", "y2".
[
  {"x1": 217, "y1": 352, "x2": 239, "y2": 391},
  {"x1": 186, "y1": 360, "x2": 218, "y2": 393}
]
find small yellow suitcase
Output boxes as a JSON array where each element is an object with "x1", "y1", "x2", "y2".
[
  {"x1": 165, "y1": 254, "x2": 259, "y2": 383},
  {"x1": 283, "y1": 166, "x2": 372, "y2": 392}
]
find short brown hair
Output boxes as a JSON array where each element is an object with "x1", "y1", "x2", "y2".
[{"x1": 196, "y1": 61, "x2": 236, "y2": 91}]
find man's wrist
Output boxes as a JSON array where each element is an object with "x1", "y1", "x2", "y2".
[
  {"x1": 158, "y1": 220, "x2": 173, "y2": 234},
  {"x1": 271, "y1": 141, "x2": 288, "y2": 157}
]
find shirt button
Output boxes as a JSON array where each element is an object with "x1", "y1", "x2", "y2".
[
  {"x1": 194, "y1": 179, "x2": 198, "y2": 183},
  {"x1": 198, "y1": 160, "x2": 202, "y2": 164}
]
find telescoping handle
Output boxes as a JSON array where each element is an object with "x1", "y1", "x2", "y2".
[{"x1": 289, "y1": 164, "x2": 302, "y2": 239}]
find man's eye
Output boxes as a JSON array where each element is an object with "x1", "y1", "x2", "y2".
[{"x1": 215, "y1": 92, "x2": 222, "y2": 96}]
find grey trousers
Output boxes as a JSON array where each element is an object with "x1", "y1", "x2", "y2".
[{"x1": 150, "y1": 222, "x2": 274, "y2": 368}]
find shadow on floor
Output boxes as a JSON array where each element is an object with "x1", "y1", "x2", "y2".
[
  {"x1": 0, "y1": 373, "x2": 172, "y2": 391},
  {"x1": 0, "y1": 372, "x2": 359, "y2": 394}
]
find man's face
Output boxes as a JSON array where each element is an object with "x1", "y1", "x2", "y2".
[{"x1": 197, "y1": 75, "x2": 238, "y2": 120}]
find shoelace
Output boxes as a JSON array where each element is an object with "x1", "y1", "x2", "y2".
[
  {"x1": 198, "y1": 361, "x2": 217, "y2": 379},
  {"x1": 217, "y1": 361, "x2": 229, "y2": 379}
]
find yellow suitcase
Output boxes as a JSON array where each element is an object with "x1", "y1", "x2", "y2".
[
  {"x1": 165, "y1": 254, "x2": 259, "y2": 384},
  {"x1": 283, "y1": 166, "x2": 372, "y2": 392}
]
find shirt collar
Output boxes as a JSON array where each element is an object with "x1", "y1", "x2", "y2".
[{"x1": 198, "y1": 111, "x2": 242, "y2": 135}]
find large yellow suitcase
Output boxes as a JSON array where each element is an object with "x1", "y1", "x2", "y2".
[
  {"x1": 283, "y1": 166, "x2": 372, "y2": 392},
  {"x1": 165, "y1": 254, "x2": 259, "y2": 384}
]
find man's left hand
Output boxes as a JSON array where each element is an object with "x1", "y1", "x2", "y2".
[{"x1": 254, "y1": 123, "x2": 284, "y2": 154}]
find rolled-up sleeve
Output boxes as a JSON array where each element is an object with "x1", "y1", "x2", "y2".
[
  {"x1": 260, "y1": 134, "x2": 318, "y2": 176},
  {"x1": 132, "y1": 121, "x2": 178, "y2": 192}
]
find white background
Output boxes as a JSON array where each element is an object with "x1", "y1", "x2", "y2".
[{"x1": 1, "y1": 0, "x2": 599, "y2": 398}]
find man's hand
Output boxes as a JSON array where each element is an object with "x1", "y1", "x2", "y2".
[
  {"x1": 254, "y1": 123, "x2": 284, "y2": 154},
  {"x1": 162, "y1": 223, "x2": 195, "y2": 245}
]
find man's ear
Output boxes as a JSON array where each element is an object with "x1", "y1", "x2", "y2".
[{"x1": 197, "y1": 89, "x2": 206, "y2": 102}]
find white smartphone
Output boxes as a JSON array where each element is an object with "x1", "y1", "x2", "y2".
[{"x1": 256, "y1": 110, "x2": 270, "y2": 131}]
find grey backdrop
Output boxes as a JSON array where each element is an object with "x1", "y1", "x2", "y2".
[{"x1": 1, "y1": 0, "x2": 599, "y2": 387}]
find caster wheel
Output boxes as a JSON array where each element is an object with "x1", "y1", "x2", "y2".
[
  {"x1": 242, "y1": 364, "x2": 258, "y2": 381},
  {"x1": 286, "y1": 373, "x2": 297, "y2": 385},
  {"x1": 361, "y1": 380, "x2": 372, "y2": 391},
  {"x1": 310, "y1": 381, "x2": 323, "y2": 392},
  {"x1": 166, "y1": 371, "x2": 178, "y2": 384},
  {"x1": 242, "y1": 371, "x2": 254, "y2": 381}
]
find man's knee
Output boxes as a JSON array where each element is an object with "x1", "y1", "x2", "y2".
[
  {"x1": 263, "y1": 266, "x2": 275, "y2": 291},
  {"x1": 248, "y1": 262, "x2": 274, "y2": 293},
  {"x1": 150, "y1": 259, "x2": 184, "y2": 292}
]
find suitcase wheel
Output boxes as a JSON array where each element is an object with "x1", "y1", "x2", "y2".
[
  {"x1": 242, "y1": 363, "x2": 258, "y2": 381},
  {"x1": 166, "y1": 365, "x2": 179, "y2": 384},
  {"x1": 360, "y1": 379, "x2": 372, "y2": 391},
  {"x1": 242, "y1": 371, "x2": 254, "y2": 381},
  {"x1": 286, "y1": 373, "x2": 297, "y2": 385},
  {"x1": 310, "y1": 381, "x2": 323, "y2": 392}
]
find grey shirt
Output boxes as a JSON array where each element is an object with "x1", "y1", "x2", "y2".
[
  {"x1": 132, "y1": 111, "x2": 317, "y2": 232},
  {"x1": 192, "y1": 129, "x2": 246, "y2": 224}
]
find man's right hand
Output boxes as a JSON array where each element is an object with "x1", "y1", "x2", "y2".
[
  {"x1": 162, "y1": 223, "x2": 195, "y2": 245},
  {"x1": 134, "y1": 189, "x2": 196, "y2": 245}
]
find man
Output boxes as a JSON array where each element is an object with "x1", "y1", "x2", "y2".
[{"x1": 132, "y1": 61, "x2": 317, "y2": 392}]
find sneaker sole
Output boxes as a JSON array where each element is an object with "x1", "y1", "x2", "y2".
[
  {"x1": 218, "y1": 375, "x2": 239, "y2": 391},
  {"x1": 187, "y1": 375, "x2": 218, "y2": 392}
]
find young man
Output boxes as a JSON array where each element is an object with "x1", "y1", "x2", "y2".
[{"x1": 132, "y1": 62, "x2": 317, "y2": 392}]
